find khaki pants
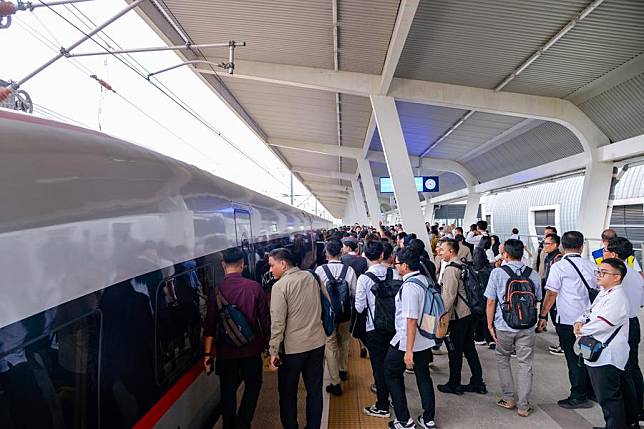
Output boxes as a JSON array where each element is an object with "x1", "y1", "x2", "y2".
[
  {"x1": 495, "y1": 329, "x2": 535, "y2": 411},
  {"x1": 325, "y1": 321, "x2": 351, "y2": 385}
]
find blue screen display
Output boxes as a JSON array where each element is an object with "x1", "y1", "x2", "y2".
[{"x1": 379, "y1": 176, "x2": 439, "y2": 193}]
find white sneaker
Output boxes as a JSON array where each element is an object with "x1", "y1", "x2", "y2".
[
  {"x1": 388, "y1": 418, "x2": 416, "y2": 429},
  {"x1": 363, "y1": 404, "x2": 390, "y2": 418},
  {"x1": 417, "y1": 415, "x2": 436, "y2": 428},
  {"x1": 474, "y1": 340, "x2": 487, "y2": 345}
]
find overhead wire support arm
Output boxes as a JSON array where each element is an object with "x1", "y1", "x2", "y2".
[
  {"x1": 2, "y1": 0, "x2": 145, "y2": 95},
  {"x1": 0, "y1": 0, "x2": 95, "y2": 28},
  {"x1": 67, "y1": 41, "x2": 246, "y2": 75},
  {"x1": 147, "y1": 60, "x2": 230, "y2": 79},
  {"x1": 0, "y1": 0, "x2": 144, "y2": 105}
]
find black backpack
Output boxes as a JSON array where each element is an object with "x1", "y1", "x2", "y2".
[
  {"x1": 447, "y1": 261, "x2": 489, "y2": 317},
  {"x1": 321, "y1": 264, "x2": 352, "y2": 323},
  {"x1": 499, "y1": 265, "x2": 538, "y2": 329},
  {"x1": 365, "y1": 268, "x2": 403, "y2": 336},
  {"x1": 342, "y1": 254, "x2": 368, "y2": 277}
]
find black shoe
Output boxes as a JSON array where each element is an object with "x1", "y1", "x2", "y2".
[
  {"x1": 339, "y1": 371, "x2": 348, "y2": 381},
  {"x1": 437, "y1": 383, "x2": 463, "y2": 395},
  {"x1": 326, "y1": 384, "x2": 343, "y2": 396},
  {"x1": 488, "y1": 342, "x2": 496, "y2": 350},
  {"x1": 461, "y1": 383, "x2": 488, "y2": 394},
  {"x1": 360, "y1": 348, "x2": 368, "y2": 358},
  {"x1": 557, "y1": 397, "x2": 593, "y2": 409}
]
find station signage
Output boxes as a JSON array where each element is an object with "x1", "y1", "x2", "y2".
[{"x1": 379, "y1": 176, "x2": 439, "y2": 193}]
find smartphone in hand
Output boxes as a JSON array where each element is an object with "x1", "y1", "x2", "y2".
[{"x1": 206, "y1": 356, "x2": 215, "y2": 375}]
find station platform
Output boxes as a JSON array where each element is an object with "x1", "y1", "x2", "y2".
[
  {"x1": 327, "y1": 332, "x2": 608, "y2": 429},
  {"x1": 218, "y1": 313, "x2": 643, "y2": 429}
]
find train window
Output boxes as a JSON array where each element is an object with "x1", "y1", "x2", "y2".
[
  {"x1": 0, "y1": 310, "x2": 101, "y2": 429},
  {"x1": 154, "y1": 262, "x2": 213, "y2": 387}
]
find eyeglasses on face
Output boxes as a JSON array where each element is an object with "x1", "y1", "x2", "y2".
[{"x1": 594, "y1": 269, "x2": 620, "y2": 278}]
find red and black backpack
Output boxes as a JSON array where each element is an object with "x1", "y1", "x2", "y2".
[{"x1": 499, "y1": 266, "x2": 537, "y2": 329}]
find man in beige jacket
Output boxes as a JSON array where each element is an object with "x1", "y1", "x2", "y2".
[
  {"x1": 268, "y1": 248, "x2": 326, "y2": 429},
  {"x1": 436, "y1": 239, "x2": 486, "y2": 396}
]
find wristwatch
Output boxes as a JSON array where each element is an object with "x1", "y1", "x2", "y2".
[{"x1": 538, "y1": 315, "x2": 548, "y2": 321}]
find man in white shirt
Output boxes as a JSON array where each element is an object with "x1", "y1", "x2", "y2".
[
  {"x1": 538, "y1": 231, "x2": 599, "y2": 409},
  {"x1": 603, "y1": 237, "x2": 644, "y2": 421},
  {"x1": 355, "y1": 240, "x2": 402, "y2": 418},
  {"x1": 384, "y1": 247, "x2": 437, "y2": 429},
  {"x1": 465, "y1": 220, "x2": 489, "y2": 247},
  {"x1": 575, "y1": 258, "x2": 635, "y2": 429},
  {"x1": 315, "y1": 240, "x2": 357, "y2": 396}
]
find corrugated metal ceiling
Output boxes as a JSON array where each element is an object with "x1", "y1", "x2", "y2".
[
  {"x1": 464, "y1": 122, "x2": 583, "y2": 182},
  {"x1": 395, "y1": 0, "x2": 587, "y2": 89},
  {"x1": 578, "y1": 73, "x2": 644, "y2": 142},
  {"x1": 370, "y1": 102, "x2": 468, "y2": 155},
  {"x1": 338, "y1": 95, "x2": 373, "y2": 149},
  {"x1": 504, "y1": 0, "x2": 644, "y2": 97},
  {"x1": 223, "y1": 79, "x2": 338, "y2": 144},
  {"x1": 427, "y1": 112, "x2": 527, "y2": 160},
  {"x1": 338, "y1": 0, "x2": 400, "y2": 74},
  {"x1": 161, "y1": 0, "x2": 334, "y2": 69}
]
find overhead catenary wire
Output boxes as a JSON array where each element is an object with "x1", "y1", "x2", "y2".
[
  {"x1": 17, "y1": 8, "x2": 230, "y2": 164},
  {"x1": 34, "y1": 0, "x2": 292, "y2": 189},
  {"x1": 33, "y1": 102, "x2": 90, "y2": 127}
]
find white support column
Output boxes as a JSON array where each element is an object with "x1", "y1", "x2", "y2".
[
  {"x1": 423, "y1": 195, "x2": 435, "y2": 224},
  {"x1": 370, "y1": 95, "x2": 430, "y2": 246},
  {"x1": 357, "y1": 159, "x2": 382, "y2": 227},
  {"x1": 463, "y1": 193, "x2": 481, "y2": 228},
  {"x1": 343, "y1": 191, "x2": 357, "y2": 225},
  {"x1": 351, "y1": 179, "x2": 370, "y2": 226},
  {"x1": 577, "y1": 161, "x2": 614, "y2": 240}
]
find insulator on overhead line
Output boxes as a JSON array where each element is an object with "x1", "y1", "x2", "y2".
[
  {"x1": 0, "y1": 86, "x2": 11, "y2": 102},
  {"x1": 0, "y1": 1, "x2": 16, "y2": 28},
  {"x1": 0, "y1": 1, "x2": 16, "y2": 16},
  {"x1": 90, "y1": 74, "x2": 115, "y2": 92}
]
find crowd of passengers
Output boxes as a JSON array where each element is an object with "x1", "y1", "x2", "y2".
[{"x1": 203, "y1": 221, "x2": 643, "y2": 429}]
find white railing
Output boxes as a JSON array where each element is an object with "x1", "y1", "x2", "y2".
[{"x1": 492, "y1": 232, "x2": 643, "y2": 267}]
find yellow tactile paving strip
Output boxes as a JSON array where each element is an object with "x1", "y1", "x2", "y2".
[{"x1": 328, "y1": 340, "x2": 387, "y2": 429}]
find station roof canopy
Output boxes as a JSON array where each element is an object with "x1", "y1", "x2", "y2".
[{"x1": 134, "y1": 0, "x2": 644, "y2": 219}]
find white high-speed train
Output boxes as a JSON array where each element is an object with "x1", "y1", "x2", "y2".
[{"x1": 0, "y1": 108, "x2": 331, "y2": 429}]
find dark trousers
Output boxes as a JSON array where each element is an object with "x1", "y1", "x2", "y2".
[
  {"x1": 626, "y1": 317, "x2": 643, "y2": 418},
  {"x1": 277, "y1": 346, "x2": 325, "y2": 429},
  {"x1": 588, "y1": 364, "x2": 637, "y2": 429},
  {"x1": 364, "y1": 330, "x2": 394, "y2": 410},
  {"x1": 384, "y1": 346, "x2": 435, "y2": 423},
  {"x1": 216, "y1": 355, "x2": 264, "y2": 429},
  {"x1": 446, "y1": 315, "x2": 483, "y2": 387},
  {"x1": 558, "y1": 324, "x2": 592, "y2": 400},
  {"x1": 474, "y1": 314, "x2": 493, "y2": 343}
]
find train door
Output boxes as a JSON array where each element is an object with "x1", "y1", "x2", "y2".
[{"x1": 234, "y1": 208, "x2": 255, "y2": 279}]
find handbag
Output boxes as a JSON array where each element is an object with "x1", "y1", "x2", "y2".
[
  {"x1": 574, "y1": 325, "x2": 622, "y2": 362},
  {"x1": 350, "y1": 304, "x2": 367, "y2": 340}
]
